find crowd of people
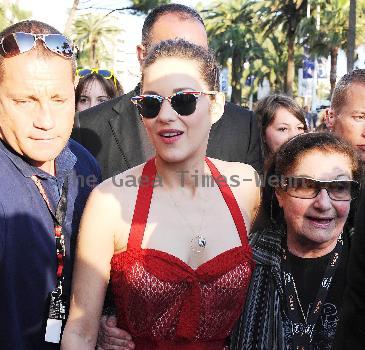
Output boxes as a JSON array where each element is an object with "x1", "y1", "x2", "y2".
[{"x1": 0, "y1": 3, "x2": 365, "y2": 350}]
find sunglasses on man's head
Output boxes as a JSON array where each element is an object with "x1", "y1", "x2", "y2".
[
  {"x1": 279, "y1": 176, "x2": 360, "y2": 201},
  {"x1": 131, "y1": 91, "x2": 217, "y2": 119},
  {"x1": 0, "y1": 32, "x2": 75, "y2": 59}
]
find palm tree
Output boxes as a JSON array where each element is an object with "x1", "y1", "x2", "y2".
[
  {"x1": 347, "y1": 0, "x2": 356, "y2": 71},
  {"x1": 252, "y1": 33, "x2": 287, "y2": 93},
  {"x1": 130, "y1": 0, "x2": 170, "y2": 14},
  {"x1": 64, "y1": 0, "x2": 80, "y2": 36},
  {"x1": 258, "y1": 0, "x2": 308, "y2": 96},
  {"x1": 299, "y1": 0, "x2": 348, "y2": 96},
  {"x1": 300, "y1": 0, "x2": 365, "y2": 97},
  {"x1": 72, "y1": 14, "x2": 121, "y2": 68},
  {"x1": 203, "y1": 0, "x2": 263, "y2": 104}
]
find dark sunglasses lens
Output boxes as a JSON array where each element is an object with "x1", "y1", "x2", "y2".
[
  {"x1": 45, "y1": 34, "x2": 73, "y2": 57},
  {"x1": 78, "y1": 69, "x2": 92, "y2": 77},
  {"x1": 171, "y1": 93, "x2": 197, "y2": 116},
  {"x1": 2, "y1": 33, "x2": 34, "y2": 57},
  {"x1": 351, "y1": 181, "x2": 360, "y2": 199},
  {"x1": 98, "y1": 69, "x2": 112, "y2": 78},
  {"x1": 138, "y1": 96, "x2": 161, "y2": 118},
  {"x1": 328, "y1": 181, "x2": 354, "y2": 200}
]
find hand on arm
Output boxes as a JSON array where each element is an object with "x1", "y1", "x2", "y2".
[{"x1": 96, "y1": 315, "x2": 135, "y2": 350}]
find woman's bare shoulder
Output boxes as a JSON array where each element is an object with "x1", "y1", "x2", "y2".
[{"x1": 207, "y1": 158, "x2": 261, "y2": 225}]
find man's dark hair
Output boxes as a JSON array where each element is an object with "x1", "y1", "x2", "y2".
[
  {"x1": 0, "y1": 20, "x2": 76, "y2": 81},
  {"x1": 141, "y1": 4, "x2": 205, "y2": 49},
  {"x1": 331, "y1": 69, "x2": 365, "y2": 114}
]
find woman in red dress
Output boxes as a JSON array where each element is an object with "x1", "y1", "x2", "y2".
[{"x1": 62, "y1": 39, "x2": 260, "y2": 350}]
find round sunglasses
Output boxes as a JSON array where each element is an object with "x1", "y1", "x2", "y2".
[
  {"x1": 0, "y1": 32, "x2": 75, "y2": 59},
  {"x1": 131, "y1": 91, "x2": 217, "y2": 119}
]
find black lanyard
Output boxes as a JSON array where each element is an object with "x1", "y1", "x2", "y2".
[
  {"x1": 31, "y1": 175, "x2": 68, "y2": 320},
  {"x1": 281, "y1": 235, "x2": 343, "y2": 349}
]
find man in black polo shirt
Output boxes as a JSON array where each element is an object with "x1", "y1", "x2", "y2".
[{"x1": 0, "y1": 21, "x2": 100, "y2": 349}]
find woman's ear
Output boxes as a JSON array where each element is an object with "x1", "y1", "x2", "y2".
[{"x1": 211, "y1": 92, "x2": 225, "y2": 124}]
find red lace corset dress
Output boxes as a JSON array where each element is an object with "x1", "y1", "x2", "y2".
[{"x1": 110, "y1": 158, "x2": 254, "y2": 350}]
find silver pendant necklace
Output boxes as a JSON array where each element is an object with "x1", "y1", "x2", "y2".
[{"x1": 167, "y1": 188, "x2": 208, "y2": 254}]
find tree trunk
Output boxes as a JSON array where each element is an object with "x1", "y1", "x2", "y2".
[
  {"x1": 64, "y1": 0, "x2": 80, "y2": 35},
  {"x1": 347, "y1": 0, "x2": 356, "y2": 72},
  {"x1": 231, "y1": 46, "x2": 243, "y2": 105},
  {"x1": 90, "y1": 39, "x2": 97, "y2": 67},
  {"x1": 286, "y1": 32, "x2": 295, "y2": 97},
  {"x1": 330, "y1": 47, "x2": 338, "y2": 98}
]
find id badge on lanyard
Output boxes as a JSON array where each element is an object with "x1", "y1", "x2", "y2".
[{"x1": 31, "y1": 175, "x2": 68, "y2": 344}]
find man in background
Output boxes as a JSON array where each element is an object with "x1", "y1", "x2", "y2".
[{"x1": 327, "y1": 69, "x2": 365, "y2": 170}]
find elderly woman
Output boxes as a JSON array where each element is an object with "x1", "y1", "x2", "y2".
[
  {"x1": 231, "y1": 132, "x2": 361, "y2": 350},
  {"x1": 62, "y1": 39, "x2": 260, "y2": 349}
]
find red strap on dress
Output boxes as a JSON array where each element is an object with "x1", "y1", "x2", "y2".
[
  {"x1": 127, "y1": 158, "x2": 156, "y2": 250},
  {"x1": 204, "y1": 157, "x2": 249, "y2": 247},
  {"x1": 127, "y1": 157, "x2": 249, "y2": 250}
]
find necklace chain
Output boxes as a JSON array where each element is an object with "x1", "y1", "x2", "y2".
[
  {"x1": 292, "y1": 276, "x2": 308, "y2": 324},
  {"x1": 167, "y1": 187, "x2": 208, "y2": 252}
]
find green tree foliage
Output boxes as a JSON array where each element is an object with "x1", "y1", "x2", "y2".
[
  {"x1": 203, "y1": 0, "x2": 263, "y2": 104},
  {"x1": 258, "y1": 0, "x2": 308, "y2": 96},
  {"x1": 251, "y1": 33, "x2": 287, "y2": 93},
  {"x1": 299, "y1": 0, "x2": 348, "y2": 97},
  {"x1": 130, "y1": 0, "x2": 170, "y2": 14},
  {"x1": 299, "y1": 0, "x2": 365, "y2": 97},
  {"x1": 0, "y1": 3, "x2": 31, "y2": 31},
  {"x1": 72, "y1": 13, "x2": 121, "y2": 68}
]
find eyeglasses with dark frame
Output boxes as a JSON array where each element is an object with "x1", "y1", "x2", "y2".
[
  {"x1": 279, "y1": 176, "x2": 360, "y2": 201},
  {"x1": 0, "y1": 32, "x2": 76, "y2": 59},
  {"x1": 131, "y1": 91, "x2": 217, "y2": 119}
]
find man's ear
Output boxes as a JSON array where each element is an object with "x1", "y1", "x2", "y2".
[
  {"x1": 325, "y1": 108, "x2": 335, "y2": 130},
  {"x1": 136, "y1": 44, "x2": 147, "y2": 67},
  {"x1": 211, "y1": 92, "x2": 225, "y2": 124}
]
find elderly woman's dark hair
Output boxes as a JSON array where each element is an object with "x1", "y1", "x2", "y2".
[
  {"x1": 255, "y1": 94, "x2": 308, "y2": 159},
  {"x1": 75, "y1": 73, "x2": 123, "y2": 106},
  {"x1": 263, "y1": 132, "x2": 361, "y2": 226}
]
